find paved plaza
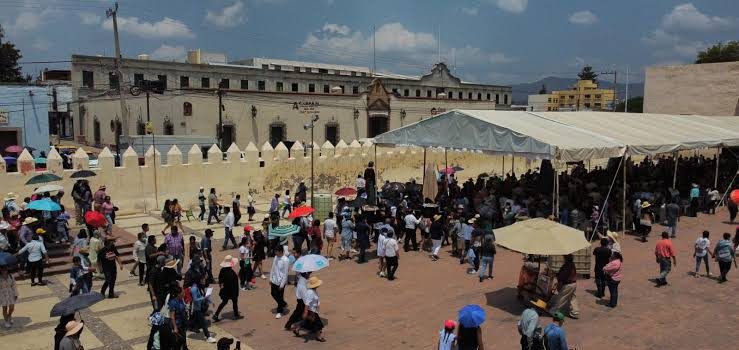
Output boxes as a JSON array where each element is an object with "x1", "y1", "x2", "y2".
[{"x1": 1, "y1": 206, "x2": 736, "y2": 350}]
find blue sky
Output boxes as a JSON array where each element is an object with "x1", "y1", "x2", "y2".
[{"x1": 1, "y1": 0, "x2": 737, "y2": 84}]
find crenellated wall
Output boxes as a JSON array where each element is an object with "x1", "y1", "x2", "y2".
[{"x1": 0, "y1": 140, "x2": 537, "y2": 213}]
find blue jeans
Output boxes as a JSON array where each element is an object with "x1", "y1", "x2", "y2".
[
  {"x1": 658, "y1": 258, "x2": 672, "y2": 283},
  {"x1": 594, "y1": 270, "x2": 606, "y2": 297},
  {"x1": 105, "y1": 214, "x2": 113, "y2": 232},
  {"x1": 222, "y1": 228, "x2": 236, "y2": 249},
  {"x1": 668, "y1": 223, "x2": 677, "y2": 237},
  {"x1": 694, "y1": 255, "x2": 710, "y2": 275},
  {"x1": 191, "y1": 310, "x2": 211, "y2": 338},
  {"x1": 479, "y1": 255, "x2": 494, "y2": 278},
  {"x1": 606, "y1": 279, "x2": 619, "y2": 307}
]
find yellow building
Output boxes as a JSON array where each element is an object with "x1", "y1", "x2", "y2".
[{"x1": 547, "y1": 80, "x2": 615, "y2": 111}]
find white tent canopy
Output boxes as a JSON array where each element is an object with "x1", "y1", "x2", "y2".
[{"x1": 373, "y1": 110, "x2": 739, "y2": 162}]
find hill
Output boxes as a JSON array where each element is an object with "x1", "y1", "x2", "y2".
[{"x1": 510, "y1": 76, "x2": 644, "y2": 105}]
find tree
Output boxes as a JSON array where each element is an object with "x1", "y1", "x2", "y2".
[
  {"x1": 615, "y1": 96, "x2": 643, "y2": 113},
  {"x1": 538, "y1": 84, "x2": 547, "y2": 94},
  {"x1": 577, "y1": 65, "x2": 597, "y2": 83},
  {"x1": 0, "y1": 25, "x2": 25, "y2": 82},
  {"x1": 695, "y1": 41, "x2": 739, "y2": 64}
]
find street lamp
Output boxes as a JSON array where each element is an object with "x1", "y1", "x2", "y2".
[
  {"x1": 304, "y1": 115, "x2": 319, "y2": 205},
  {"x1": 251, "y1": 105, "x2": 258, "y2": 119}
]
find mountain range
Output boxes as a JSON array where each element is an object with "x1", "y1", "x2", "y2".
[{"x1": 510, "y1": 76, "x2": 644, "y2": 105}]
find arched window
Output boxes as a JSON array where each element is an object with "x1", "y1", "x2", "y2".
[
  {"x1": 163, "y1": 117, "x2": 174, "y2": 135},
  {"x1": 183, "y1": 102, "x2": 192, "y2": 116}
]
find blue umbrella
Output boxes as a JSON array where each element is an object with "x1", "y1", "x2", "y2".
[
  {"x1": 34, "y1": 157, "x2": 47, "y2": 164},
  {"x1": 292, "y1": 254, "x2": 330, "y2": 272},
  {"x1": 28, "y1": 199, "x2": 61, "y2": 212},
  {"x1": 3, "y1": 156, "x2": 16, "y2": 165},
  {"x1": 458, "y1": 304, "x2": 486, "y2": 328},
  {"x1": 0, "y1": 252, "x2": 18, "y2": 267}
]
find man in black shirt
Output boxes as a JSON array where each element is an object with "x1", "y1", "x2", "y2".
[
  {"x1": 355, "y1": 217, "x2": 371, "y2": 263},
  {"x1": 592, "y1": 238, "x2": 612, "y2": 298},
  {"x1": 98, "y1": 238, "x2": 122, "y2": 298}
]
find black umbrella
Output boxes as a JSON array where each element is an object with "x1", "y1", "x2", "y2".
[
  {"x1": 0, "y1": 252, "x2": 18, "y2": 267},
  {"x1": 25, "y1": 173, "x2": 63, "y2": 185},
  {"x1": 50, "y1": 292, "x2": 105, "y2": 317},
  {"x1": 382, "y1": 182, "x2": 406, "y2": 193},
  {"x1": 70, "y1": 170, "x2": 97, "y2": 178}
]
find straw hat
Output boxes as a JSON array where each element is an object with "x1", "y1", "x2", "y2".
[
  {"x1": 220, "y1": 255, "x2": 234, "y2": 268},
  {"x1": 64, "y1": 320, "x2": 84, "y2": 336},
  {"x1": 530, "y1": 299, "x2": 548, "y2": 310},
  {"x1": 35, "y1": 228, "x2": 46, "y2": 235},
  {"x1": 606, "y1": 231, "x2": 620, "y2": 241},
  {"x1": 23, "y1": 217, "x2": 38, "y2": 225},
  {"x1": 641, "y1": 201, "x2": 652, "y2": 209},
  {"x1": 3, "y1": 192, "x2": 18, "y2": 201},
  {"x1": 79, "y1": 247, "x2": 89, "y2": 255},
  {"x1": 307, "y1": 276, "x2": 323, "y2": 289},
  {"x1": 433, "y1": 214, "x2": 442, "y2": 221},
  {"x1": 163, "y1": 259, "x2": 179, "y2": 269},
  {"x1": 99, "y1": 185, "x2": 106, "y2": 190}
]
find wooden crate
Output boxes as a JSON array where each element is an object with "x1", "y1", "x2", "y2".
[{"x1": 548, "y1": 245, "x2": 593, "y2": 279}]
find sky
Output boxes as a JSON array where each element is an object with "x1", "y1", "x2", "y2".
[{"x1": 1, "y1": 0, "x2": 737, "y2": 84}]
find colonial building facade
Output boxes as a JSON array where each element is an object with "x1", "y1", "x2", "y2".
[{"x1": 71, "y1": 54, "x2": 509, "y2": 149}]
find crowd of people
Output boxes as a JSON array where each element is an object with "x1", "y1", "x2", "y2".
[{"x1": 2, "y1": 153, "x2": 739, "y2": 349}]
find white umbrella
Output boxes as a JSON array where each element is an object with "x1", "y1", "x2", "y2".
[
  {"x1": 292, "y1": 254, "x2": 329, "y2": 272},
  {"x1": 33, "y1": 184, "x2": 64, "y2": 194}
]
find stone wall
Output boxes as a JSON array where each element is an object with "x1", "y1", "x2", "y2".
[{"x1": 0, "y1": 140, "x2": 537, "y2": 214}]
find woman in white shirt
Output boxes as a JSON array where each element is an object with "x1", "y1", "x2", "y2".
[
  {"x1": 377, "y1": 228, "x2": 388, "y2": 277},
  {"x1": 323, "y1": 212, "x2": 337, "y2": 259},
  {"x1": 282, "y1": 190, "x2": 292, "y2": 218},
  {"x1": 238, "y1": 237, "x2": 254, "y2": 290},
  {"x1": 294, "y1": 276, "x2": 325, "y2": 342}
]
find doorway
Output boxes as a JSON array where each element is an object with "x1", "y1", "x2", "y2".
[
  {"x1": 325, "y1": 123, "x2": 339, "y2": 146},
  {"x1": 93, "y1": 118, "x2": 101, "y2": 146},
  {"x1": 367, "y1": 114, "x2": 389, "y2": 138},
  {"x1": 222, "y1": 125, "x2": 235, "y2": 148},
  {"x1": 269, "y1": 123, "x2": 286, "y2": 148}
]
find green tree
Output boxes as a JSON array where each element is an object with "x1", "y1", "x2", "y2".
[
  {"x1": 615, "y1": 96, "x2": 643, "y2": 113},
  {"x1": 577, "y1": 65, "x2": 598, "y2": 83},
  {"x1": 696, "y1": 41, "x2": 739, "y2": 64},
  {"x1": 0, "y1": 25, "x2": 25, "y2": 82}
]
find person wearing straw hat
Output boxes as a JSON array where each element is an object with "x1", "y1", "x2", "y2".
[
  {"x1": 294, "y1": 276, "x2": 325, "y2": 342},
  {"x1": 638, "y1": 201, "x2": 654, "y2": 243},
  {"x1": 285, "y1": 271, "x2": 310, "y2": 331},
  {"x1": 213, "y1": 255, "x2": 243, "y2": 322},
  {"x1": 3, "y1": 192, "x2": 19, "y2": 214},
  {"x1": 58, "y1": 320, "x2": 85, "y2": 350}
]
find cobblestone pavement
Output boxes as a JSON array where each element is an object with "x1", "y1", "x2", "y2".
[{"x1": 4, "y1": 206, "x2": 736, "y2": 350}]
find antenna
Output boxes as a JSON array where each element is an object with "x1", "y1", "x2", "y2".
[
  {"x1": 437, "y1": 25, "x2": 441, "y2": 63},
  {"x1": 372, "y1": 24, "x2": 376, "y2": 76}
]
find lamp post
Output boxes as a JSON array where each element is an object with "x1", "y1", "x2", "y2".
[{"x1": 304, "y1": 115, "x2": 319, "y2": 205}]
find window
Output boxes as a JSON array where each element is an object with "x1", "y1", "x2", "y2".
[
  {"x1": 163, "y1": 118, "x2": 174, "y2": 135},
  {"x1": 291, "y1": 83, "x2": 298, "y2": 92},
  {"x1": 134, "y1": 73, "x2": 144, "y2": 87},
  {"x1": 487, "y1": 93, "x2": 491, "y2": 100},
  {"x1": 427, "y1": 90, "x2": 432, "y2": 98},
  {"x1": 569, "y1": 95, "x2": 575, "y2": 99},
  {"x1": 547, "y1": 98, "x2": 552, "y2": 103},
  {"x1": 392, "y1": 88, "x2": 398, "y2": 95},
  {"x1": 335, "y1": 70, "x2": 341, "y2": 75},
  {"x1": 180, "y1": 76, "x2": 189, "y2": 88},
  {"x1": 404, "y1": 89, "x2": 409, "y2": 97},
  {"x1": 258, "y1": 80, "x2": 265, "y2": 91},
  {"x1": 201, "y1": 77, "x2": 210, "y2": 88},
  {"x1": 240, "y1": 79, "x2": 248, "y2": 89},
  {"x1": 108, "y1": 72, "x2": 119, "y2": 90},
  {"x1": 219, "y1": 78, "x2": 229, "y2": 89},
  {"x1": 504, "y1": 94, "x2": 508, "y2": 104},
  {"x1": 339, "y1": 85, "x2": 345, "y2": 94},
  {"x1": 318, "y1": 68, "x2": 328, "y2": 74},
  {"x1": 308, "y1": 83, "x2": 315, "y2": 93},
  {"x1": 274, "y1": 65, "x2": 281, "y2": 71},
  {"x1": 323, "y1": 84, "x2": 329, "y2": 93},
  {"x1": 352, "y1": 86, "x2": 359, "y2": 94},
  {"x1": 468, "y1": 92, "x2": 473, "y2": 99},
  {"x1": 183, "y1": 102, "x2": 192, "y2": 116},
  {"x1": 584, "y1": 94, "x2": 591, "y2": 98},
  {"x1": 276, "y1": 82, "x2": 283, "y2": 92},
  {"x1": 584, "y1": 103, "x2": 591, "y2": 108},
  {"x1": 351, "y1": 71, "x2": 357, "y2": 77},
  {"x1": 157, "y1": 75, "x2": 167, "y2": 90},
  {"x1": 495, "y1": 94, "x2": 499, "y2": 103},
  {"x1": 294, "y1": 67, "x2": 301, "y2": 72},
  {"x1": 325, "y1": 123, "x2": 339, "y2": 146},
  {"x1": 82, "y1": 70, "x2": 94, "y2": 88},
  {"x1": 458, "y1": 91, "x2": 463, "y2": 99},
  {"x1": 262, "y1": 64, "x2": 268, "y2": 69},
  {"x1": 547, "y1": 107, "x2": 552, "y2": 111},
  {"x1": 415, "y1": 90, "x2": 421, "y2": 97},
  {"x1": 477, "y1": 93, "x2": 482, "y2": 100},
  {"x1": 136, "y1": 119, "x2": 145, "y2": 135},
  {"x1": 595, "y1": 94, "x2": 602, "y2": 98}
]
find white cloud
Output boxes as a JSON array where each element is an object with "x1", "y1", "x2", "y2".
[
  {"x1": 461, "y1": 7, "x2": 478, "y2": 16},
  {"x1": 78, "y1": 12, "x2": 101, "y2": 25},
  {"x1": 205, "y1": 1, "x2": 246, "y2": 28},
  {"x1": 569, "y1": 10, "x2": 598, "y2": 25},
  {"x1": 661, "y1": 3, "x2": 734, "y2": 32},
  {"x1": 373, "y1": 23, "x2": 437, "y2": 52},
  {"x1": 493, "y1": 0, "x2": 527, "y2": 14},
  {"x1": 102, "y1": 16, "x2": 195, "y2": 39},
  {"x1": 6, "y1": 7, "x2": 59, "y2": 34},
  {"x1": 642, "y1": 29, "x2": 705, "y2": 59},
  {"x1": 150, "y1": 44, "x2": 186, "y2": 61},
  {"x1": 31, "y1": 39, "x2": 50, "y2": 51},
  {"x1": 322, "y1": 23, "x2": 351, "y2": 36}
]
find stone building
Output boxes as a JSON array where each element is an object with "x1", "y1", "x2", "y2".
[{"x1": 71, "y1": 54, "x2": 510, "y2": 149}]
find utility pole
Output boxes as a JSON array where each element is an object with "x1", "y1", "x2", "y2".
[
  {"x1": 624, "y1": 66, "x2": 630, "y2": 112},
  {"x1": 106, "y1": 2, "x2": 129, "y2": 156},
  {"x1": 600, "y1": 70, "x2": 618, "y2": 111},
  {"x1": 217, "y1": 88, "x2": 224, "y2": 150},
  {"x1": 372, "y1": 25, "x2": 376, "y2": 77}
]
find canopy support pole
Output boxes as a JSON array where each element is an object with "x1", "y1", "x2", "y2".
[
  {"x1": 588, "y1": 155, "x2": 623, "y2": 242},
  {"x1": 502, "y1": 156, "x2": 505, "y2": 176},
  {"x1": 374, "y1": 144, "x2": 378, "y2": 182},
  {"x1": 672, "y1": 152, "x2": 679, "y2": 189},
  {"x1": 511, "y1": 156, "x2": 515, "y2": 174},
  {"x1": 714, "y1": 146, "x2": 721, "y2": 189},
  {"x1": 623, "y1": 156, "x2": 627, "y2": 235},
  {"x1": 444, "y1": 148, "x2": 449, "y2": 194},
  {"x1": 422, "y1": 147, "x2": 427, "y2": 188}
]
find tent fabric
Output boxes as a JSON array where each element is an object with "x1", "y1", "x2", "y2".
[{"x1": 372, "y1": 110, "x2": 739, "y2": 162}]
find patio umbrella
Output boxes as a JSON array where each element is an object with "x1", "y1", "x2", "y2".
[
  {"x1": 50, "y1": 292, "x2": 105, "y2": 317},
  {"x1": 292, "y1": 254, "x2": 329, "y2": 272},
  {"x1": 334, "y1": 187, "x2": 357, "y2": 197},
  {"x1": 4, "y1": 145, "x2": 24, "y2": 153},
  {"x1": 439, "y1": 167, "x2": 456, "y2": 175},
  {"x1": 0, "y1": 252, "x2": 18, "y2": 267},
  {"x1": 3, "y1": 156, "x2": 16, "y2": 165},
  {"x1": 34, "y1": 157, "x2": 47, "y2": 164},
  {"x1": 288, "y1": 206, "x2": 315, "y2": 219},
  {"x1": 458, "y1": 304, "x2": 486, "y2": 328},
  {"x1": 28, "y1": 199, "x2": 62, "y2": 212},
  {"x1": 25, "y1": 173, "x2": 63, "y2": 185},
  {"x1": 268, "y1": 224, "x2": 300, "y2": 238},
  {"x1": 71, "y1": 169, "x2": 97, "y2": 178},
  {"x1": 84, "y1": 211, "x2": 107, "y2": 228},
  {"x1": 33, "y1": 184, "x2": 64, "y2": 194},
  {"x1": 493, "y1": 218, "x2": 591, "y2": 255}
]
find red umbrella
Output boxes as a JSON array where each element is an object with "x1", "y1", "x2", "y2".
[
  {"x1": 439, "y1": 167, "x2": 456, "y2": 175},
  {"x1": 288, "y1": 206, "x2": 315, "y2": 219},
  {"x1": 84, "y1": 211, "x2": 107, "y2": 228},
  {"x1": 334, "y1": 187, "x2": 357, "y2": 197},
  {"x1": 5, "y1": 145, "x2": 24, "y2": 153}
]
